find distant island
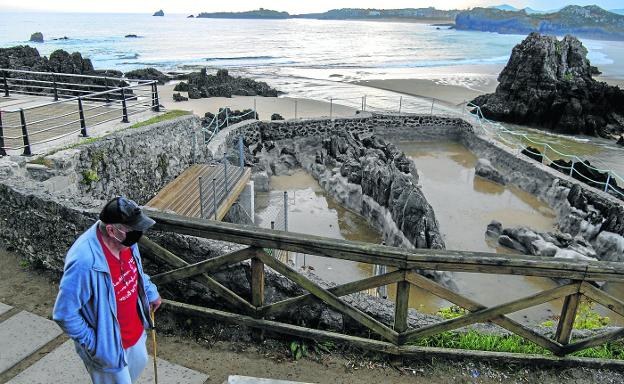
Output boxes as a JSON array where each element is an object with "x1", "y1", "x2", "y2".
[
  {"x1": 153, "y1": 9, "x2": 164, "y2": 17},
  {"x1": 456, "y1": 5, "x2": 624, "y2": 41},
  {"x1": 194, "y1": 7, "x2": 458, "y2": 21},
  {"x1": 196, "y1": 8, "x2": 288, "y2": 19},
  {"x1": 294, "y1": 7, "x2": 459, "y2": 20}
]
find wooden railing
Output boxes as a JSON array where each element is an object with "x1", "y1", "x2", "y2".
[{"x1": 142, "y1": 211, "x2": 624, "y2": 365}]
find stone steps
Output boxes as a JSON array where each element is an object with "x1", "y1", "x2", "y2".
[
  {"x1": 0, "y1": 302, "x2": 208, "y2": 383},
  {"x1": 224, "y1": 375, "x2": 313, "y2": 384}
]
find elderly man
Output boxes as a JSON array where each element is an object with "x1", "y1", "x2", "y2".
[{"x1": 53, "y1": 196, "x2": 161, "y2": 384}]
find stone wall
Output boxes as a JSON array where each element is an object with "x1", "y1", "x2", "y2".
[
  {"x1": 0, "y1": 114, "x2": 207, "y2": 270},
  {"x1": 70, "y1": 115, "x2": 206, "y2": 204},
  {"x1": 219, "y1": 113, "x2": 471, "y2": 151},
  {"x1": 460, "y1": 131, "x2": 624, "y2": 239}
]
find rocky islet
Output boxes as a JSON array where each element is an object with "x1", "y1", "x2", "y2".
[{"x1": 472, "y1": 33, "x2": 624, "y2": 141}]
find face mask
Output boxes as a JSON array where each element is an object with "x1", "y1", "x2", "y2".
[
  {"x1": 111, "y1": 226, "x2": 143, "y2": 247},
  {"x1": 121, "y1": 230, "x2": 143, "y2": 247}
]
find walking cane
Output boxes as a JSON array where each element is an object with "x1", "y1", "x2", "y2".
[{"x1": 150, "y1": 307, "x2": 159, "y2": 384}]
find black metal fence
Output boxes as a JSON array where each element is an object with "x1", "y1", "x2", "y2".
[{"x1": 0, "y1": 68, "x2": 161, "y2": 156}]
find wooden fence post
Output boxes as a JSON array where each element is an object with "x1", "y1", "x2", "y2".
[
  {"x1": 251, "y1": 249, "x2": 265, "y2": 340},
  {"x1": 394, "y1": 273, "x2": 410, "y2": 340},
  {"x1": 555, "y1": 287, "x2": 582, "y2": 348}
]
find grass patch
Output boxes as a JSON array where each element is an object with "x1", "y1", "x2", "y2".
[
  {"x1": 410, "y1": 331, "x2": 624, "y2": 360},
  {"x1": 431, "y1": 302, "x2": 621, "y2": 359},
  {"x1": 127, "y1": 109, "x2": 191, "y2": 130},
  {"x1": 27, "y1": 157, "x2": 53, "y2": 168}
]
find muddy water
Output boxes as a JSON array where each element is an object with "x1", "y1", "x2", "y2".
[
  {"x1": 255, "y1": 143, "x2": 622, "y2": 325},
  {"x1": 254, "y1": 171, "x2": 380, "y2": 285},
  {"x1": 394, "y1": 141, "x2": 562, "y2": 323}
]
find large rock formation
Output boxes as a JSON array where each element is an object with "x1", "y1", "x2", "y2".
[
  {"x1": 472, "y1": 33, "x2": 624, "y2": 139},
  {"x1": 29, "y1": 32, "x2": 44, "y2": 42},
  {"x1": 0, "y1": 46, "x2": 93, "y2": 74},
  {"x1": 153, "y1": 9, "x2": 164, "y2": 16},
  {"x1": 124, "y1": 67, "x2": 169, "y2": 84},
  {"x1": 184, "y1": 68, "x2": 279, "y2": 98}
]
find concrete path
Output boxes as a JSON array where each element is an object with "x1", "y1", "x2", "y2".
[
  {"x1": 0, "y1": 302, "x2": 208, "y2": 383},
  {"x1": 225, "y1": 376, "x2": 312, "y2": 384}
]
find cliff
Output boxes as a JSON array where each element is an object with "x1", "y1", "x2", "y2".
[
  {"x1": 295, "y1": 7, "x2": 458, "y2": 20},
  {"x1": 455, "y1": 5, "x2": 624, "y2": 41},
  {"x1": 471, "y1": 33, "x2": 624, "y2": 139}
]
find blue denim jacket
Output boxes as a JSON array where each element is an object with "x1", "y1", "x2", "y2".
[{"x1": 53, "y1": 222, "x2": 160, "y2": 372}]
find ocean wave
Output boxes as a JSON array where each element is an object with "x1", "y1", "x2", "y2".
[
  {"x1": 205, "y1": 55, "x2": 276, "y2": 62},
  {"x1": 376, "y1": 55, "x2": 511, "y2": 68}
]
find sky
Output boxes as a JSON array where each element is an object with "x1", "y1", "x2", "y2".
[{"x1": 0, "y1": 1, "x2": 622, "y2": 14}]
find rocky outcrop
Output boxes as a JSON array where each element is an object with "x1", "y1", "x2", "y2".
[
  {"x1": 475, "y1": 158, "x2": 506, "y2": 185},
  {"x1": 172, "y1": 92, "x2": 188, "y2": 102},
  {"x1": 29, "y1": 32, "x2": 44, "y2": 42},
  {"x1": 487, "y1": 222, "x2": 599, "y2": 260},
  {"x1": 271, "y1": 113, "x2": 284, "y2": 121},
  {"x1": 173, "y1": 82, "x2": 189, "y2": 92},
  {"x1": 185, "y1": 68, "x2": 279, "y2": 98},
  {"x1": 124, "y1": 67, "x2": 169, "y2": 84},
  {"x1": 520, "y1": 146, "x2": 624, "y2": 200},
  {"x1": 0, "y1": 46, "x2": 93, "y2": 74},
  {"x1": 472, "y1": 33, "x2": 624, "y2": 140},
  {"x1": 201, "y1": 108, "x2": 257, "y2": 130},
  {"x1": 618, "y1": 136, "x2": 624, "y2": 146},
  {"x1": 153, "y1": 9, "x2": 164, "y2": 16}
]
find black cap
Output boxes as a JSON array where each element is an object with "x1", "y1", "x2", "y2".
[{"x1": 99, "y1": 196, "x2": 155, "y2": 231}]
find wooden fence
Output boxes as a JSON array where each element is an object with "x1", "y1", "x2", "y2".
[{"x1": 142, "y1": 211, "x2": 624, "y2": 366}]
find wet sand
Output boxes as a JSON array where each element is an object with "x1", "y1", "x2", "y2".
[
  {"x1": 354, "y1": 78, "x2": 496, "y2": 106},
  {"x1": 351, "y1": 63, "x2": 501, "y2": 105},
  {"x1": 160, "y1": 83, "x2": 357, "y2": 120}
]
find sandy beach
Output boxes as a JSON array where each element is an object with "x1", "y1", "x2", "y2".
[
  {"x1": 351, "y1": 63, "x2": 502, "y2": 105},
  {"x1": 160, "y1": 83, "x2": 357, "y2": 119}
]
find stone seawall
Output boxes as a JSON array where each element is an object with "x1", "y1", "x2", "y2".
[
  {"x1": 219, "y1": 114, "x2": 470, "y2": 150},
  {"x1": 0, "y1": 115, "x2": 207, "y2": 269},
  {"x1": 460, "y1": 132, "x2": 624, "y2": 238}
]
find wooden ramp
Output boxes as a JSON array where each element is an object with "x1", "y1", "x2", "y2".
[{"x1": 146, "y1": 164, "x2": 251, "y2": 221}]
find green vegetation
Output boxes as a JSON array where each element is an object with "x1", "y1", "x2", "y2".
[
  {"x1": 437, "y1": 305, "x2": 468, "y2": 319},
  {"x1": 127, "y1": 110, "x2": 191, "y2": 130},
  {"x1": 410, "y1": 331, "x2": 624, "y2": 360},
  {"x1": 81, "y1": 169, "x2": 100, "y2": 185},
  {"x1": 289, "y1": 340, "x2": 308, "y2": 360},
  {"x1": 27, "y1": 157, "x2": 53, "y2": 168},
  {"x1": 429, "y1": 301, "x2": 620, "y2": 359},
  {"x1": 288, "y1": 339, "x2": 335, "y2": 361},
  {"x1": 573, "y1": 300, "x2": 611, "y2": 330}
]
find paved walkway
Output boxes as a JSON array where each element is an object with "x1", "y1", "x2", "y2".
[{"x1": 0, "y1": 302, "x2": 209, "y2": 384}]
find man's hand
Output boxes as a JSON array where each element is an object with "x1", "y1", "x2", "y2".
[{"x1": 150, "y1": 297, "x2": 162, "y2": 313}]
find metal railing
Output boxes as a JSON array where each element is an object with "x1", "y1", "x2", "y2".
[
  {"x1": 198, "y1": 93, "x2": 623, "y2": 200},
  {"x1": 141, "y1": 211, "x2": 624, "y2": 365},
  {"x1": 0, "y1": 68, "x2": 161, "y2": 156},
  {"x1": 465, "y1": 102, "x2": 624, "y2": 200}
]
